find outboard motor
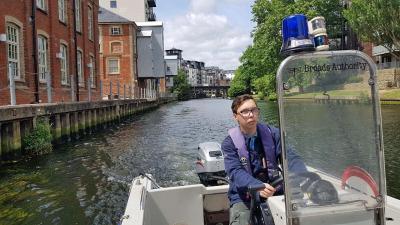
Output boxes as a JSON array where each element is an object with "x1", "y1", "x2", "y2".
[{"x1": 195, "y1": 142, "x2": 228, "y2": 186}]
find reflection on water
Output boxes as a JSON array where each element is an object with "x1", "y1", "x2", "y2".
[
  {"x1": 282, "y1": 101, "x2": 380, "y2": 182},
  {"x1": 0, "y1": 99, "x2": 399, "y2": 224}
]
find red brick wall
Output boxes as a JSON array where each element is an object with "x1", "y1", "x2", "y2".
[
  {"x1": 0, "y1": 0, "x2": 100, "y2": 106},
  {"x1": 361, "y1": 42, "x2": 374, "y2": 59},
  {"x1": 99, "y1": 22, "x2": 138, "y2": 98}
]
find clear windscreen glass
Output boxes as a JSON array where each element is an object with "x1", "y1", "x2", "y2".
[{"x1": 278, "y1": 51, "x2": 384, "y2": 223}]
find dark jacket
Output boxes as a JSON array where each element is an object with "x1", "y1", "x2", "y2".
[{"x1": 222, "y1": 123, "x2": 306, "y2": 206}]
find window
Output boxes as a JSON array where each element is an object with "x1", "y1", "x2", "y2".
[
  {"x1": 36, "y1": 0, "x2": 46, "y2": 11},
  {"x1": 38, "y1": 35, "x2": 48, "y2": 82},
  {"x1": 77, "y1": 50, "x2": 84, "y2": 86},
  {"x1": 108, "y1": 58, "x2": 120, "y2": 74},
  {"x1": 60, "y1": 44, "x2": 68, "y2": 85},
  {"x1": 89, "y1": 56, "x2": 95, "y2": 87},
  {"x1": 110, "y1": 0, "x2": 117, "y2": 8},
  {"x1": 58, "y1": 0, "x2": 67, "y2": 23},
  {"x1": 88, "y1": 6, "x2": 94, "y2": 40},
  {"x1": 75, "y1": 0, "x2": 81, "y2": 32},
  {"x1": 110, "y1": 26, "x2": 121, "y2": 35},
  {"x1": 111, "y1": 42, "x2": 122, "y2": 53},
  {"x1": 6, "y1": 23, "x2": 21, "y2": 80}
]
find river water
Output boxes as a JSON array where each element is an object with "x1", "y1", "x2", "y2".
[{"x1": 0, "y1": 99, "x2": 399, "y2": 224}]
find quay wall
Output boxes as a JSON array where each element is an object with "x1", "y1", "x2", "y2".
[{"x1": 0, "y1": 97, "x2": 176, "y2": 162}]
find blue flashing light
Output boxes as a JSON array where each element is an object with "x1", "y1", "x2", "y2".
[
  {"x1": 282, "y1": 14, "x2": 309, "y2": 42},
  {"x1": 281, "y1": 14, "x2": 315, "y2": 55}
]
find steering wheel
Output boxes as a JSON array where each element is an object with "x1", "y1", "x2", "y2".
[{"x1": 341, "y1": 166, "x2": 379, "y2": 197}]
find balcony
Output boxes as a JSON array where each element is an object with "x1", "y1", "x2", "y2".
[
  {"x1": 147, "y1": 11, "x2": 156, "y2": 21},
  {"x1": 148, "y1": 0, "x2": 156, "y2": 7}
]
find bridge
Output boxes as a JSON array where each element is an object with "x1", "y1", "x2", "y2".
[{"x1": 190, "y1": 86, "x2": 229, "y2": 99}]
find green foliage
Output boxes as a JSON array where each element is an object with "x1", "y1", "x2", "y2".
[
  {"x1": 173, "y1": 69, "x2": 191, "y2": 100},
  {"x1": 228, "y1": 69, "x2": 250, "y2": 97},
  {"x1": 22, "y1": 119, "x2": 53, "y2": 156},
  {"x1": 237, "y1": 0, "x2": 343, "y2": 96},
  {"x1": 343, "y1": 0, "x2": 400, "y2": 59},
  {"x1": 254, "y1": 75, "x2": 275, "y2": 97}
]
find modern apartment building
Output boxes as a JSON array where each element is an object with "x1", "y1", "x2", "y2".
[
  {"x1": 99, "y1": 0, "x2": 156, "y2": 22},
  {"x1": 98, "y1": 7, "x2": 138, "y2": 99},
  {"x1": 182, "y1": 60, "x2": 205, "y2": 87},
  {"x1": 0, "y1": 0, "x2": 100, "y2": 105}
]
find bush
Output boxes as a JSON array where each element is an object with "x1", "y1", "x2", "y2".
[
  {"x1": 22, "y1": 119, "x2": 53, "y2": 156},
  {"x1": 268, "y1": 92, "x2": 277, "y2": 101},
  {"x1": 173, "y1": 69, "x2": 191, "y2": 101}
]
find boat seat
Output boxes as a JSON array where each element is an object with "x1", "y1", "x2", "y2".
[{"x1": 203, "y1": 193, "x2": 230, "y2": 212}]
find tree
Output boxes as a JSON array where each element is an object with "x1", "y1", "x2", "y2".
[
  {"x1": 235, "y1": 0, "x2": 343, "y2": 98},
  {"x1": 343, "y1": 0, "x2": 400, "y2": 59},
  {"x1": 172, "y1": 69, "x2": 191, "y2": 100},
  {"x1": 228, "y1": 68, "x2": 250, "y2": 97}
]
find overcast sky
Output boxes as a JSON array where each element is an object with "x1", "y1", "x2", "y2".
[{"x1": 155, "y1": 0, "x2": 255, "y2": 70}]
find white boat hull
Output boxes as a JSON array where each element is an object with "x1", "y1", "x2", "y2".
[{"x1": 121, "y1": 175, "x2": 400, "y2": 225}]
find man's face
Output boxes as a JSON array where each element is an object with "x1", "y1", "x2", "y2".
[{"x1": 234, "y1": 99, "x2": 259, "y2": 130}]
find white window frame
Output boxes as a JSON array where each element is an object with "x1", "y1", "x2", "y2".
[
  {"x1": 36, "y1": 0, "x2": 46, "y2": 11},
  {"x1": 58, "y1": 0, "x2": 67, "y2": 23},
  {"x1": 60, "y1": 44, "x2": 69, "y2": 85},
  {"x1": 75, "y1": 0, "x2": 82, "y2": 32},
  {"x1": 110, "y1": 26, "x2": 121, "y2": 35},
  {"x1": 89, "y1": 55, "x2": 96, "y2": 88},
  {"x1": 6, "y1": 23, "x2": 21, "y2": 80},
  {"x1": 77, "y1": 50, "x2": 84, "y2": 86},
  {"x1": 38, "y1": 35, "x2": 48, "y2": 82},
  {"x1": 88, "y1": 5, "x2": 94, "y2": 40},
  {"x1": 108, "y1": 58, "x2": 120, "y2": 74}
]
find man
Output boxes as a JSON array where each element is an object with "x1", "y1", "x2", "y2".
[{"x1": 222, "y1": 94, "x2": 306, "y2": 225}]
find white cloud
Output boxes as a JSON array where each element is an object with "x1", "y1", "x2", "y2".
[
  {"x1": 163, "y1": 0, "x2": 252, "y2": 70},
  {"x1": 189, "y1": 0, "x2": 217, "y2": 13}
]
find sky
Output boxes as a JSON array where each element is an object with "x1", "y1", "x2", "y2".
[{"x1": 155, "y1": 0, "x2": 255, "y2": 70}]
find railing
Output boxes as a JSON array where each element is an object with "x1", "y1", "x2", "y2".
[
  {"x1": 99, "y1": 80, "x2": 158, "y2": 101},
  {"x1": 148, "y1": 11, "x2": 156, "y2": 21}
]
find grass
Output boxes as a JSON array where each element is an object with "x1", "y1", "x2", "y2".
[
  {"x1": 380, "y1": 89, "x2": 400, "y2": 100},
  {"x1": 283, "y1": 88, "x2": 400, "y2": 104}
]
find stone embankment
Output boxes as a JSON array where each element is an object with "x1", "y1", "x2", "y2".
[{"x1": 0, "y1": 97, "x2": 176, "y2": 162}]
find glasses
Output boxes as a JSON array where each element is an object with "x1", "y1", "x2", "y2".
[{"x1": 238, "y1": 107, "x2": 260, "y2": 118}]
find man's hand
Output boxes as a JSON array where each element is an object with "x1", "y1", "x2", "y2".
[{"x1": 258, "y1": 183, "x2": 276, "y2": 198}]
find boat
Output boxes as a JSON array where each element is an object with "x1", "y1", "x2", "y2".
[{"x1": 121, "y1": 51, "x2": 400, "y2": 225}]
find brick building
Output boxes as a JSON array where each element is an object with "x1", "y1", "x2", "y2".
[
  {"x1": 98, "y1": 7, "x2": 138, "y2": 99},
  {"x1": 0, "y1": 0, "x2": 100, "y2": 105}
]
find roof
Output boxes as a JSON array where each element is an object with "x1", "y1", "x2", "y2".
[
  {"x1": 98, "y1": 7, "x2": 132, "y2": 24},
  {"x1": 167, "y1": 48, "x2": 182, "y2": 51}
]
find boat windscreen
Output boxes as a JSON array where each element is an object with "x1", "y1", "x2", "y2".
[{"x1": 277, "y1": 51, "x2": 385, "y2": 224}]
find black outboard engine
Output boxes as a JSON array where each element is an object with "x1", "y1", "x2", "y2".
[{"x1": 195, "y1": 142, "x2": 228, "y2": 186}]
